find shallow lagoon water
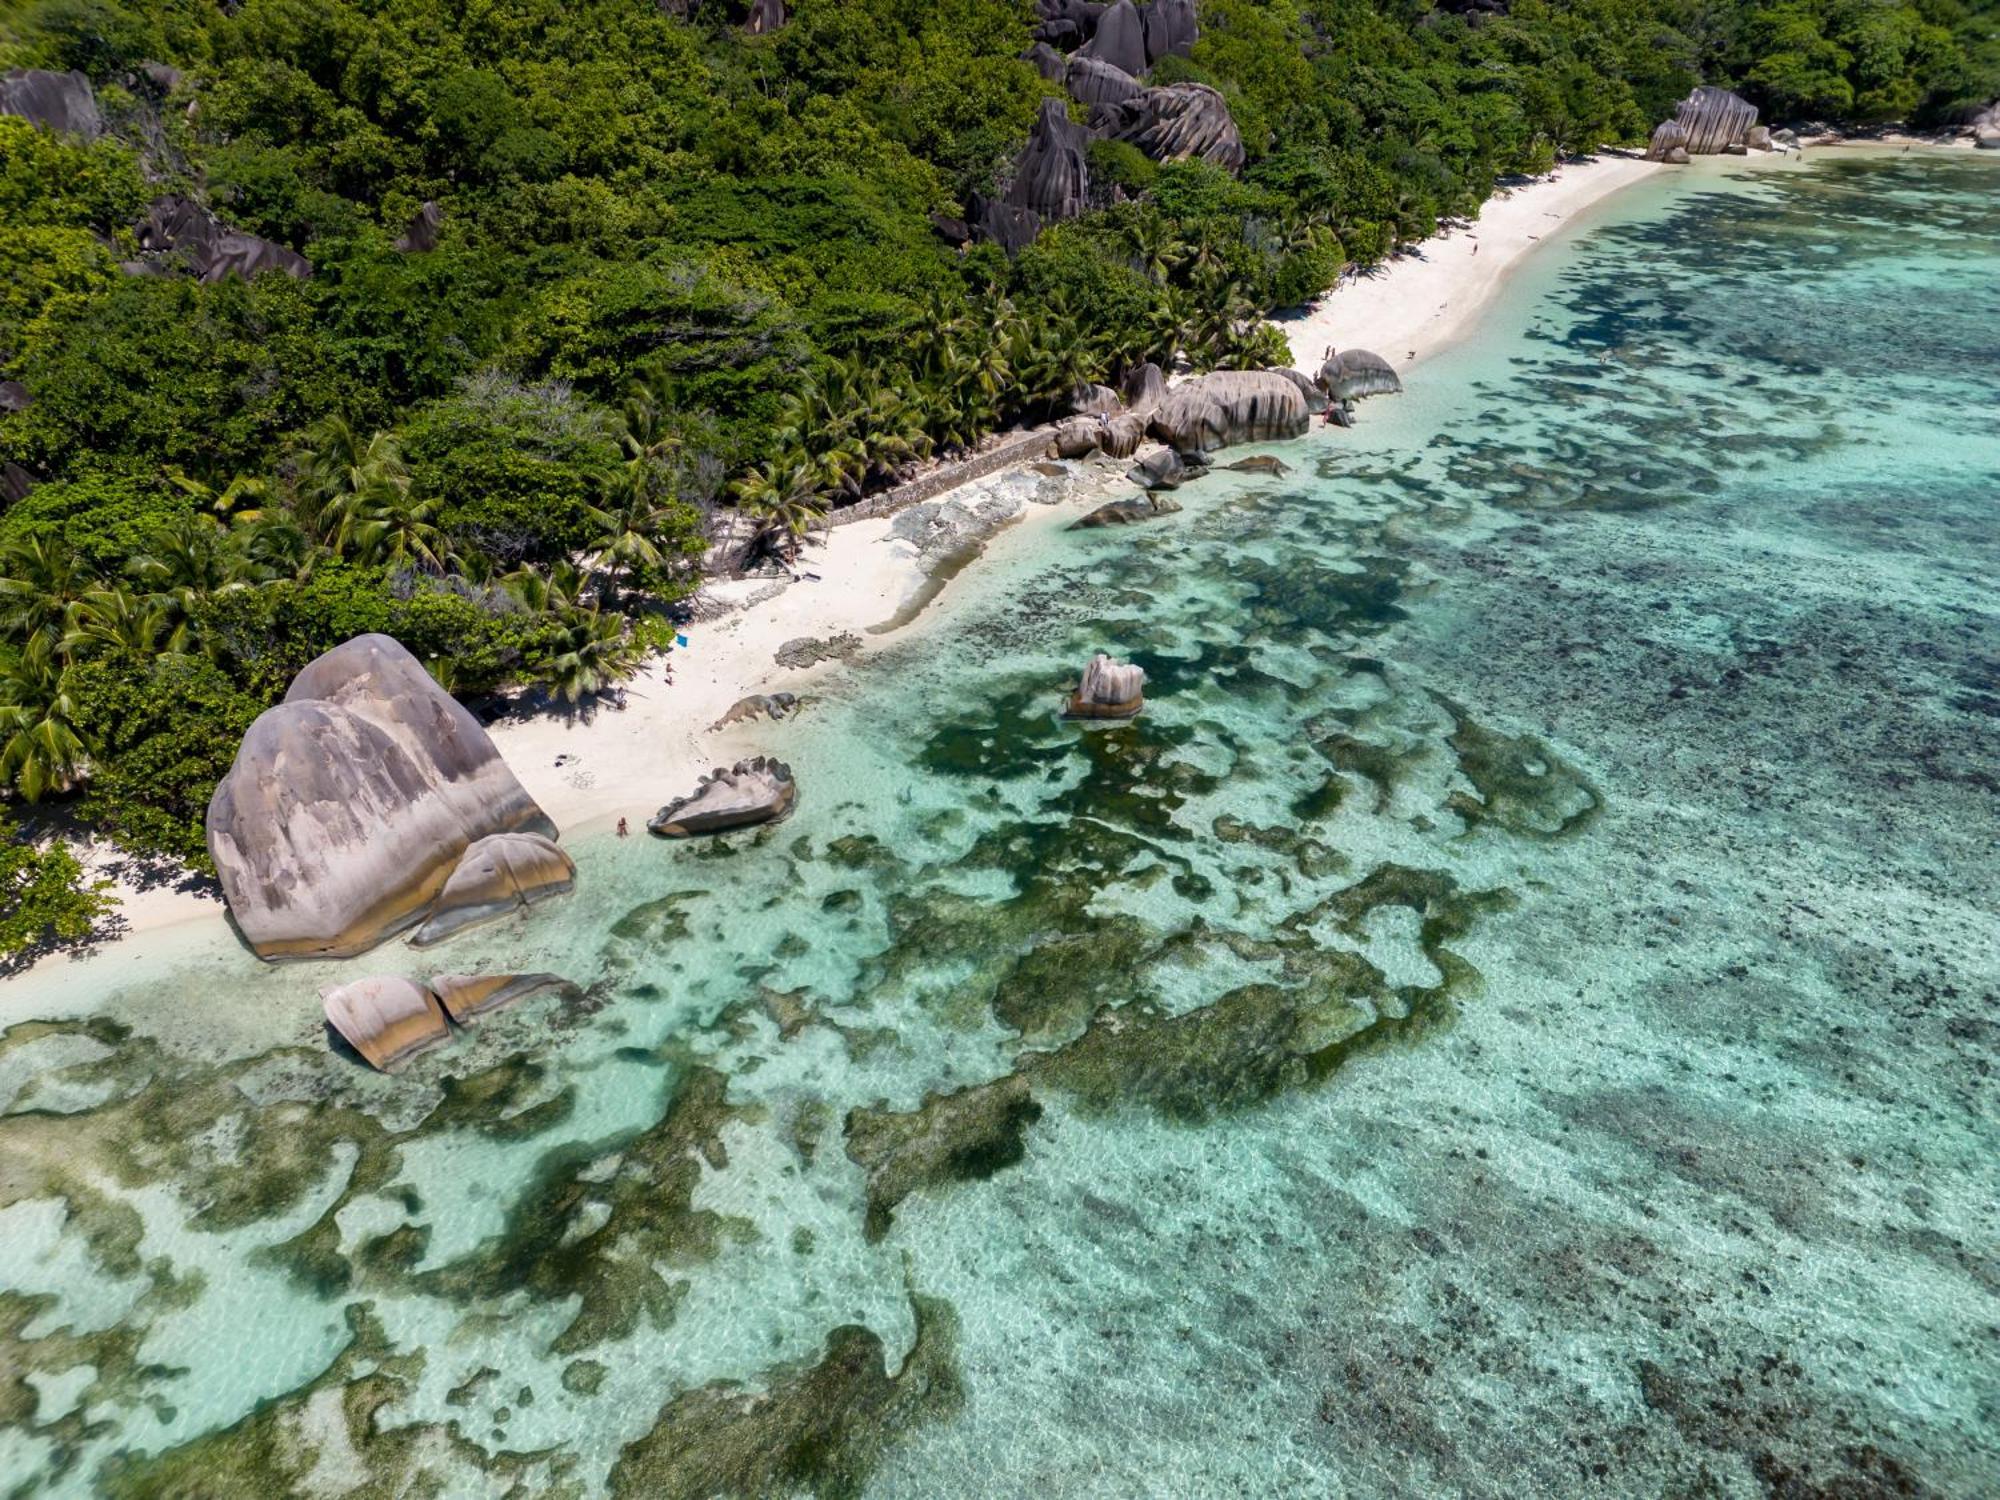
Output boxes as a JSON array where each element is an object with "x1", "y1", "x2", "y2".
[{"x1": 2, "y1": 154, "x2": 1996, "y2": 1497}]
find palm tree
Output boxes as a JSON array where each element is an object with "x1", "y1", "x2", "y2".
[
  {"x1": 1126, "y1": 215, "x2": 1187, "y2": 284},
  {"x1": 0, "y1": 535, "x2": 94, "y2": 655},
  {"x1": 730, "y1": 453, "x2": 828, "y2": 569},
  {"x1": 546, "y1": 608, "x2": 638, "y2": 704},
  {"x1": 584, "y1": 468, "x2": 678, "y2": 607},
  {"x1": 165, "y1": 467, "x2": 270, "y2": 527},
  {"x1": 302, "y1": 415, "x2": 410, "y2": 552},
  {"x1": 503, "y1": 559, "x2": 588, "y2": 615},
  {"x1": 129, "y1": 514, "x2": 256, "y2": 628},
  {"x1": 348, "y1": 490, "x2": 456, "y2": 574},
  {"x1": 0, "y1": 642, "x2": 88, "y2": 801},
  {"x1": 63, "y1": 585, "x2": 187, "y2": 659}
]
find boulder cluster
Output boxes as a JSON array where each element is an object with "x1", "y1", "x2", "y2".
[
  {"x1": 207, "y1": 634, "x2": 568, "y2": 960},
  {"x1": 1644, "y1": 87, "x2": 1794, "y2": 162},
  {"x1": 957, "y1": 0, "x2": 1241, "y2": 251},
  {"x1": 320, "y1": 971, "x2": 575, "y2": 1072}
]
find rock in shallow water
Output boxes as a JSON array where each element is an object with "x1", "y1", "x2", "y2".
[
  {"x1": 429, "y1": 971, "x2": 577, "y2": 1021},
  {"x1": 1073, "y1": 495, "x2": 1183, "y2": 528},
  {"x1": 650, "y1": 757, "x2": 797, "y2": 836},
  {"x1": 1147, "y1": 370, "x2": 1310, "y2": 452},
  {"x1": 320, "y1": 976, "x2": 449, "y2": 1071},
  {"x1": 1065, "y1": 652, "x2": 1146, "y2": 719},
  {"x1": 207, "y1": 634, "x2": 557, "y2": 961}
]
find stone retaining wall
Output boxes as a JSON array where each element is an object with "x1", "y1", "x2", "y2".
[{"x1": 825, "y1": 428, "x2": 1054, "y2": 527}]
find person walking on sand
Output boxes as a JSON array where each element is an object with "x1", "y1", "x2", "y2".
[{"x1": 617, "y1": 817, "x2": 629, "y2": 837}]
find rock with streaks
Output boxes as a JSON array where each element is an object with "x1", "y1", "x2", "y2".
[
  {"x1": 207, "y1": 634, "x2": 556, "y2": 960},
  {"x1": 1065, "y1": 652, "x2": 1146, "y2": 720},
  {"x1": 650, "y1": 757, "x2": 797, "y2": 837},
  {"x1": 411, "y1": 831, "x2": 575, "y2": 946},
  {"x1": 1316, "y1": 348, "x2": 1403, "y2": 401},
  {"x1": 1077, "y1": 0, "x2": 1149, "y2": 75},
  {"x1": 0, "y1": 69, "x2": 101, "y2": 138},
  {"x1": 1066, "y1": 55, "x2": 1144, "y2": 108},
  {"x1": 1091, "y1": 82, "x2": 1244, "y2": 170},
  {"x1": 1142, "y1": 0, "x2": 1198, "y2": 64},
  {"x1": 1147, "y1": 369, "x2": 1311, "y2": 452},
  {"x1": 321, "y1": 976, "x2": 450, "y2": 1071},
  {"x1": 429, "y1": 972, "x2": 578, "y2": 1022}
]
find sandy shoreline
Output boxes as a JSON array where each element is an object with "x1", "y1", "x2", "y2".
[{"x1": 45, "y1": 148, "x2": 1684, "y2": 964}]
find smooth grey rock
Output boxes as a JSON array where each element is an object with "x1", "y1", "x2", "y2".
[
  {"x1": 1070, "y1": 383, "x2": 1122, "y2": 417},
  {"x1": 1091, "y1": 82, "x2": 1244, "y2": 170},
  {"x1": 1646, "y1": 120, "x2": 1689, "y2": 162},
  {"x1": 430, "y1": 971, "x2": 577, "y2": 1022},
  {"x1": 1141, "y1": 0, "x2": 1198, "y2": 65},
  {"x1": 208, "y1": 634, "x2": 556, "y2": 960},
  {"x1": 1268, "y1": 366, "x2": 1328, "y2": 407},
  {"x1": 1316, "y1": 349, "x2": 1402, "y2": 402},
  {"x1": 1078, "y1": 0, "x2": 1148, "y2": 75},
  {"x1": 321, "y1": 977, "x2": 449, "y2": 1071},
  {"x1": 1121, "y1": 361, "x2": 1166, "y2": 412},
  {"x1": 650, "y1": 757, "x2": 797, "y2": 836},
  {"x1": 134, "y1": 194, "x2": 312, "y2": 283},
  {"x1": 746, "y1": 0, "x2": 785, "y2": 33},
  {"x1": 1054, "y1": 418, "x2": 1103, "y2": 459},
  {"x1": 1225, "y1": 455, "x2": 1292, "y2": 476},
  {"x1": 395, "y1": 200, "x2": 443, "y2": 253},
  {"x1": 1065, "y1": 652, "x2": 1145, "y2": 719},
  {"x1": 1146, "y1": 370, "x2": 1311, "y2": 453},
  {"x1": 1066, "y1": 55, "x2": 1144, "y2": 108},
  {"x1": 0, "y1": 381, "x2": 28, "y2": 413},
  {"x1": 411, "y1": 832, "x2": 575, "y2": 947},
  {"x1": 1099, "y1": 408, "x2": 1148, "y2": 459},
  {"x1": 0, "y1": 69, "x2": 101, "y2": 139},
  {"x1": 1073, "y1": 495, "x2": 1181, "y2": 528},
  {"x1": 1023, "y1": 42, "x2": 1067, "y2": 81},
  {"x1": 1006, "y1": 97, "x2": 1094, "y2": 224},
  {"x1": 1129, "y1": 448, "x2": 1196, "y2": 490}
]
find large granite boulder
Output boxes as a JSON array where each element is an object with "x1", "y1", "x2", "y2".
[
  {"x1": 0, "y1": 69, "x2": 101, "y2": 138},
  {"x1": 208, "y1": 634, "x2": 557, "y2": 960},
  {"x1": 394, "y1": 200, "x2": 443, "y2": 252},
  {"x1": 1147, "y1": 370, "x2": 1311, "y2": 453},
  {"x1": 430, "y1": 971, "x2": 576, "y2": 1022},
  {"x1": 411, "y1": 831, "x2": 575, "y2": 947},
  {"x1": 1078, "y1": 0, "x2": 1149, "y2": 75},
  {"x1": 1316, "y1": 349, "x2": 1402, "y2": 401},
  {"x1": 1091, "y1": 83, "x2": 1244, "y2": 171},
  {"x1": 0, "y1": 381, "x2": 28, "y2": 413},
  {"x1": 1269, "y1": 366, "x2": 1328, "y2": 408},
  {"x1": 1129, "y1": 448, "x2": 1202, "y2": 490},
  {"x1": 1649, "y1": 86, "x2": 1757, "y2": 157},
  {"x1": 1142, "y1": 0, "x2": 1198, "y2": 65},
  {"x1": 746, "y1": 0, "x2": 786, "y2": 33},
  {"x1": 1023, "y1": 41, "x2": 1068, "y2": 81},
  {"x1": 321, "y1": 976, "x2": 450, "y2": 1072},
  {"x1": 1070, "y1": 382, "x2": 1122, "y2": 416},
  {"x1": 134, "y1": 194, "x2": 312, "y2": 283},
  {"x1": 1053, "y1": 418, "x2": 1104, "y2": 459},
  {"x1": 650, "y1": 757, "x2": 797, "y2": 836},
  {"x1": 1006, "y1": 97, "x2": 1094, "y2": 224},
  {"x1": 1121, "y1": 361, "x2": 1167, "y2": 412},
  {"x1": 1099, "y1": 408, "x2": 1149, "y2": 458},
  {"x1": 1067, "y1": 55, "x2": 1144, "y2": 108},
  {"x1": 1645, "y1": 120, "x2": 1689, "y2": 162},
  {"x1": 1065, "y1": 653, "x2": 1146, "y2": 720}
]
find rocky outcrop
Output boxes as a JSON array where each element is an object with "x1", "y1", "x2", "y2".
[
  {"x1": 1129, "y1": 448, "x2": 1204, "y2": 490},
  {"x1": 1065, "y1": 653, "x2": 1146, "y2": 720},
  {"x1": 711, "y1": 692, "x2": 800, "y2": 730},
  {"x1": 650, "y1": 757, "x2": 797, "y2": 836},
  {"x1": 1647, "y1": 86, "x2": 1757, "y2": 159},
  {"x1": 394, "y1": 201, "x2": 443, "y2": 252},
  {"x1": 1142, "y1": 0, "x2": 1198, "y2": 65},
  {"x1": 430, "y1": 971, "x2": 576, "y2": 1022},
  {"x1": 0, "y1": 69, "x2": 102, "y2": 138},
  {"x1": 1226, "y1": 455, "x2": 1292, "y2": 476},
  {"x1": 1121, "y1": 361, "x2": 1166, "y2": 411},
  {"x1": 410, "y1": 831, "x2": 575, "y2": 947},
  {"x1": 1317, "y1": 349, "x2": 1402, "y2": 401},
  {"x1": 1091, "y1": 83, "x2": 1244, "y2": 170},
  {"x1": 1070, "y1": 383, "x2": 1122, "y2": 416},
  {"x1": 0, "y1": 381, "x2": 28, "y2": 413},
  {"x1": 1023, "y1": 41, "x2": 1068, "y2": 81},
  {"x1": 1073, "y1": 495, "x2": 1181, "y2": 528},
  {"x1": 1066, "y1": 55, "x2": 1144, "y2": 108},
  {"x1": 1078, "y1": 0, "x2": 1149, "y2": 75},
  {"x1": 1269, "y1": 366, "x2": 1328, "y2": 408},
  {"x1": 1971, "y1": 102, "x2": 2000, "y2": 149},
  {"x1": 207, "y1": 634, "x2": 557, "y2": 961},
  {"x1": 746, "y1": 0, "x2": 786, "y2": 34},
  {"x1": 133, "y1": 194, "x2": 312, "y2": 283},
  {"x1": 321, "y1": 977, "x2": 450, "y2": 1071},
  {"x1": 1147, "y1": 370, "x2": 1311, "y2": 453},
  {"x1": 1008, "y1": 97, "x2": 1094, "y2": 223},
  {"x1": 1053, "y1": 419, "x2": 1103, "y2": 459},
  {"x1": 1099, "y1": 408, "x2": 1149, "y2": 458}
]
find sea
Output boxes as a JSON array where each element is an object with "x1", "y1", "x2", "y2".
[{"x1": 1, "y1": 149, "x2": 1995, "y2": 1498}]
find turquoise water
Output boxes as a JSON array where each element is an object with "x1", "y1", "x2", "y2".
[{"x1": 3, "y1": 153, "x2": 1996, "y2": 1497}]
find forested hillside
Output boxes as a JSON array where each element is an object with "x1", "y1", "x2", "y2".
[{"x1": 0, "y1": 0, "x2": 1992, "y2": 946}]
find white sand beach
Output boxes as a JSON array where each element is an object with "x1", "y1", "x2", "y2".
[{"x1": 53, "y1": 152, "x2": 1677, "y2": 961}]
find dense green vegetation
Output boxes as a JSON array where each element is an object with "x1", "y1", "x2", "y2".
[{"x1": 0, "y1": 0, "x2": 1991, "y2": 946}]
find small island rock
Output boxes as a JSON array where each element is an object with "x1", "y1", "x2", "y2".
[
  {"x1": 1065, "y1": 653, "x2": 1146, "y2": 720},
  {"x1": 650, "y1": 757, "x2": 797, "y2": 837},
  {"x1": 321, "y1": 976, "x2": 450, "y2": 1072}
]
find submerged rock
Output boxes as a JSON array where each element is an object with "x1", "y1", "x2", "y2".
[
  {"x1": 710, "y1": 691, "x2": 800, "y2": 729},
  {"x1": 650, "y1": 757, "x2": 797, "y2": 836},
  {"x1": 207, "y1": 634, "x2": 557, "y2": 961},
  {"x1": 320, "y1": 976, "x2": 450, "y2": 1072},
  {"x1": 1147, "y1": 369, "x2": 1311, "y2": 453},
  {"x1": 429, "y1": 972, "x2": 577, "y2": 1022},
  {"x1": 411, "y1": 831, "x2": 575, "y2": 947},
  {"x1": 1065, "y1": 652, "x2": 1146, "y2": 720},
  {"x1": 1073, "y1": 495, "x2": 1182, "y2": 528},
  {"x1": 1226, "y1": 455, "x2": 1292, "y2": 476}
]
